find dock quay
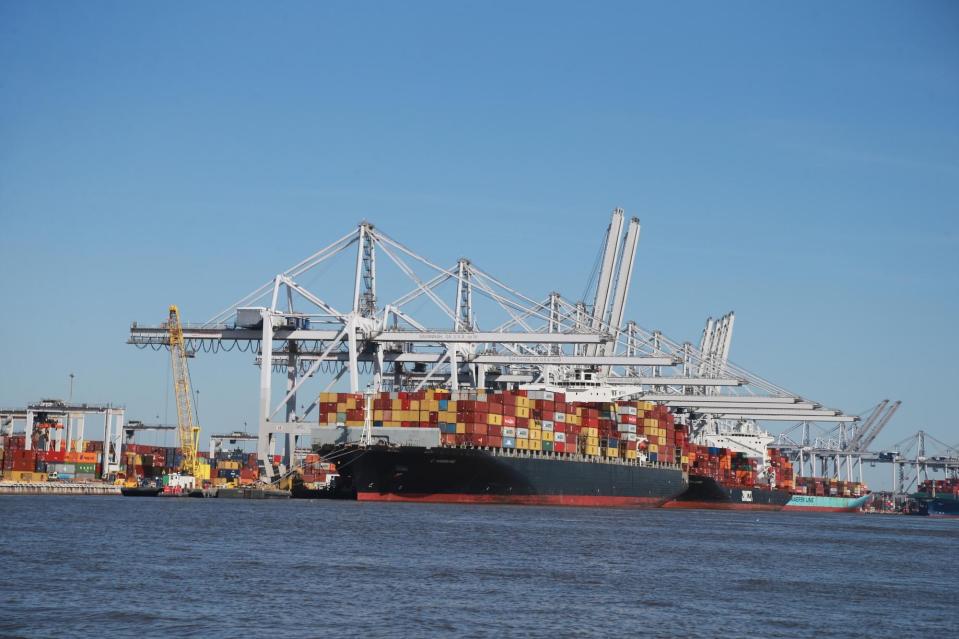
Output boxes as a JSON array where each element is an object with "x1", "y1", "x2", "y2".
[{"x1": 0, "y1": 481, "x2": 120, "y2": 496}]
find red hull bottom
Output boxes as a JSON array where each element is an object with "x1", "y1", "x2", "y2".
[
  {"x1": 356, "y1": 492, "x2": 666, "y2": 507},
  {"x1": 663, "y1": 500, "x2": 783, "y2": 511}
]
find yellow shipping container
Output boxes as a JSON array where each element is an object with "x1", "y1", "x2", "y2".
[
  {"x1": 588, "y1": 427, "x2": 599, "y2": 438},
  {"x1": 448, "y1": 400, "x2": 457, "y2": 411},
  {"x1": 516, "y1": 406, "x2": 529, "y2": 418},
  {"x1": 587, "y1": 436, "x2": 599, "y2": 447},
  {"x1": 626, "y1": 450, "x2": 638, "y2": 460},
  {"x1": 6, "y1": 470, "x2": 48, "y2": 482},
  {"x1": 517, "y1": 438, "x2": 529, "y2": 450},
  {"x1": 606, "y1": 447, "x2": 619, "y2": 458},
  {"x1": 644, "y1": 418, "x2": 657, "y2": 428},
  {"x1": 487, "y1": 413, "x2": 502, "y2": 426},
  {"x1": 642, "y1": 401, "x2": 655, "y2": 411},
  {"x1": 658, "y1": 437, "x2": 666, "y2": 446},
  {"x1": 373, "y1": 410, "x2": 383, "y2": 421},
  {"x1": 681, "y1": 456, "x2": 688, "y2": 465},
  {"x1": 456, "y1": 423, "x2": 466, "y2": 434},
  {"x1": 528, "y1": 439, "x2": 542, "y2": 452},
  {"x1": 195, "y1": 464, "x2": 211, "y2": 480},
  {"x1": 529, "y1": 429, "x2": 542, "y2": 441},
  {"x1": 542, "y1": 431, "x2": 554, "y2": 442},
  {"x1": 410, "y1": 400, "x2": 420, "y2": 411},
  {"x1": 649, "y1": 444, "x2": 658, "y2": 453},
  {"x1": 586, "y1": 445, "x2": 600, "y2": 456},
  {"x1": 392, "y1": 399, "x2": 403, "y2": 410}
]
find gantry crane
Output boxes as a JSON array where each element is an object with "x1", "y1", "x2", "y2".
[
  {"x1": 168, "y1": 305, "x2": 200, "y2": 477},
  {"x1": 129, "y1": 216, "x2": 861, "y2": 479}
]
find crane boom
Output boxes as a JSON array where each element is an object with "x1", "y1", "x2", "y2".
[
  {"x1": 168, "y1": 305, "x2": 200, "y2": 476},
  {"x1": 860, "y1": 400, "x2": 901, "y2": 451}
]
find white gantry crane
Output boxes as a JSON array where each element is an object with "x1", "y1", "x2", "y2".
[{"x1": 129, "y1": 210, "x2": 861, "y2": 479}]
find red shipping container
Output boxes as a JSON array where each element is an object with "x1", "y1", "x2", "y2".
[
  {"x1": 469, "y1": 435, "x2": 488, "y2": 447},
  {"x1": 468, "y1": 423, "x2": 488, "y2": 436}
]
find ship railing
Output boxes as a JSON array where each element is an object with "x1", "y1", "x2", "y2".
[{"x1": 479, "y1": 445, "x2": 682, "y2": 471}]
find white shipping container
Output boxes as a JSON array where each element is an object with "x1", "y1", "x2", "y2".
[
  {"x1": 529, "y1": 390, "x2": 554, "y2": 401},
  {"x1": 502, "y1": 426, "x2": 516, "y2": 437},
  {"x1": 554, "y1": 412, "x2": 566, "y2": 422},
  {"x1": 554, "y1": 432, "x2": 567, "y2": 443},
  {"x1": 516, "y1": 428, "x2": 530, "y2": 439},
  {"x1": 542, "y1": 420, "x2": 554, "y2": 430},
  {"x1": 625, "y1": 433, "x2": 638, "y2": 442}
]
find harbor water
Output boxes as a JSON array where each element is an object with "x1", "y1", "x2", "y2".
[{"x1": 0, "y1": 497, "x2": 955, "y2": 638}]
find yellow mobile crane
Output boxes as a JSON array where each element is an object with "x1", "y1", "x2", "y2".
[{"x1": 168, "y1": 305, "x2": 200, "y2": 477}]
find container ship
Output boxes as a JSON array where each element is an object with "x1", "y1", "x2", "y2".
[
  {"x1": 781, "y1": 476, "x2": 871, "y2": 512},
  {"x1": 665, "y1": 442, "x2": 870, "y2": 512},
  {"x1": 315, "y1": 389, "x2": 688, "y2": 507},
  {"x1": 908, "y1": 478, "x2": 959, "y2": 518},
  {"x1": 664, "y1": 446, "x2": 793, "y2": 511}
]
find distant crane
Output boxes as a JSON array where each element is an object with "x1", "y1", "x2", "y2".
[{"x1": 168, "y1": 305, "x2": 200, "y2": 477}]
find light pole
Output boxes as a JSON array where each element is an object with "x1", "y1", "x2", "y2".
[{"x1": 69, "y1": 373, "x2": 75, "y2": 403}]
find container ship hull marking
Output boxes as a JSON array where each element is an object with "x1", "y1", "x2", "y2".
[
  {"x1": 339, "y1": 446, "x2": 687, "y2": 507},
  {"x1": 782, "y1": 494, "x2": 871, "y2": 512},
  {"x1": 663, "y1": 475, "x2": 791, "y2": 511}
]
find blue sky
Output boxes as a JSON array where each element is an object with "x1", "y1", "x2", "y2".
[{"x1": 1, "y1": 2, "x2": 957, "y2": 484}]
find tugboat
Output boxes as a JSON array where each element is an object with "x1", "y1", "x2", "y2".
[{"x1": 120, "y1": 479, "x2": 163, "y2": 497}]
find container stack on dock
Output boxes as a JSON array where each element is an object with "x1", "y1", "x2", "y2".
[
  {"x1": 123, "y1": 444, "x2": 279, "y2": 489},
  {"x1": 1, "y1": 433, "x2": 102, "y2": 482}
]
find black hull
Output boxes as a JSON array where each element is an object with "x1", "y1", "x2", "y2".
[
  {"x1": 331, "y1": 445, "x2": 687, "y2": 507},
  {"x1": 665, "y1": 475, "x2": 792, "y2": 511},
  {"x1": 908, "y1": 496, "x2": 959, "y2": 518},
  {"x1": 216, "y1": 487, "x2": 291, "y2": 499},
  {"x1": 120, "y1": 487, "x2": 163, "y2": 497}
]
